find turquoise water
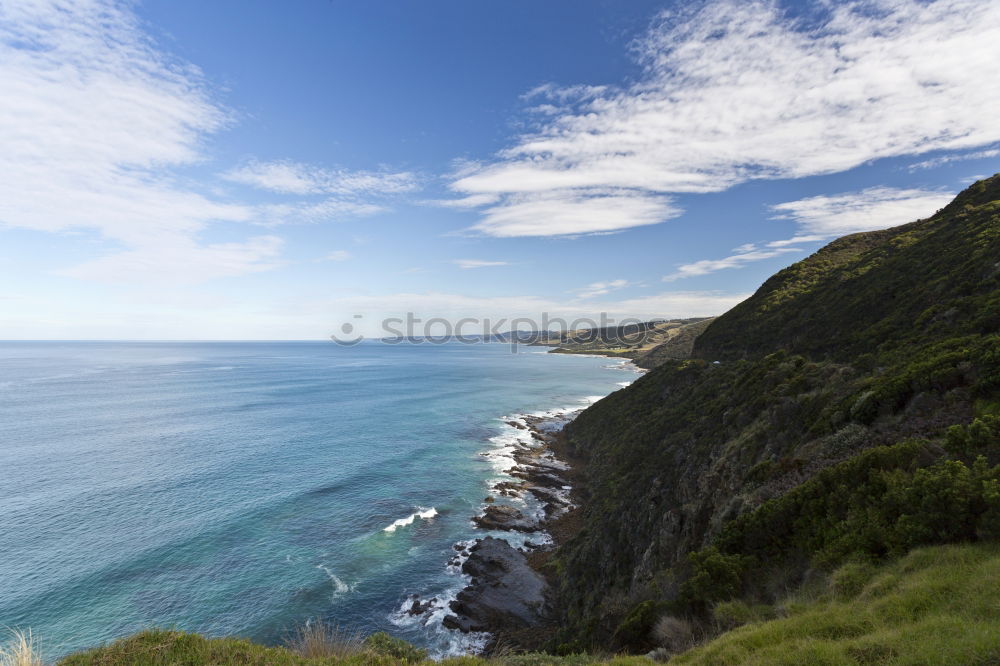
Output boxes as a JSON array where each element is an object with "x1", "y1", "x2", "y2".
[{"x1": 0, "y1": 341, "x2": 635, "y2": 659}]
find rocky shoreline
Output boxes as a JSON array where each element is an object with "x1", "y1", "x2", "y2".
[
  {"x1": 399, "y1": 359, "x2": 644, "y2": 654},
  {"x1": 398, "y1": 410, "x2": 585, "y2": 651},
  {"x1": 443, "y1": 413, "x2": 576, "y2": 645}
]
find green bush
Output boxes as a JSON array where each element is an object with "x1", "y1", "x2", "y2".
[
  {"x1": 612, "y1": 600, "x2": 664, "y2": 650},
  {"x1": 363, "y1": 632, "x2": 427, "y2": 662}
]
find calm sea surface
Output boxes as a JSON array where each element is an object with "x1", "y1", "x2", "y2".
[{"x1": 0, "y1": 341, "x2": 635, "y2": 659}]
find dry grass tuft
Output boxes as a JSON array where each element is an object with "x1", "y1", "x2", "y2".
[
  {"x1": 285, "y1": 620, "x2": 365, "y2": 660},
  {"x1": 0, "y1": 629, "x2": 43, "y2": 666},
  {"x1": 651, "y1": 616, "x2": 694, "y2": 653}
]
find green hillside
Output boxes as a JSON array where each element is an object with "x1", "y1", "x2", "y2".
[
  {"x1": 545, "y1": 174, "x2": 1000, "y2": 655},
  {"x1": 695, "y1": 175, "x2": 1000, "y2": 362}
]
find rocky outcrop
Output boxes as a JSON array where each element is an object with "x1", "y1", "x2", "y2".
[
  {"x1": 472, "y1": 504, "x2": 539, "y2": 531},
  {"x1": 442, "y1": 537, "x2": 548, "y2": 633}
]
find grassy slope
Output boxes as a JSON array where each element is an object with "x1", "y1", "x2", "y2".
[
  {"x1": 55, "y1": 630, "x2": 647, "y2": 666},
  {"x1": 52, "y1": 544, "x2": 1000, "y2": 665},
  {"x1": 673, "y1": 543, "x2": 1000, "y2": 666}
]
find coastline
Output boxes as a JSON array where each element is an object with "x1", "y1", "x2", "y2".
[{"x1": 397, "y1": 353, "x2": 644, "y2": 655}]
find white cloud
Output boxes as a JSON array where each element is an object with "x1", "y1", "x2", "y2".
[
  {"x1": 324, "y1": 250, "x2": 352, "y2": 262},
  {"x1": 0, "y1": 0, "x2": 277, "y2": 282},
  {"x1": 453, "y1": 259, "x2": 509, "y2": 269},
  {"x1": 575, "y1": 279, "x2": 630, "y2": 299},
  {"x1": 664, "y1": 247, "x2": 801, "y2": 281},
  {"x1": 448, "y1": 0, "x2": 1000, "y2": 237},
  {"x1": 470, "y1": 189, "x2": 681, "y2": 237},
  {"x1": 0, "y1": 1, "x2": 412, "y2": 285},
  {"x1": 664, "y1": 185, "x2": 953, "y2": 281},
  {"x1": 223, "y1": 160, "x2": 418, "y2": 196},
  {"x1": 59, "y1": 236, "x2": 284, "y2": 284},
  {"x1": 765, "y1": 235, "x2": 827, "y2": 248},
  {"x1": 771, "y1": 186, "x2": 955, "y2": 237},
  {"x1": 908, "y1": 148, "x2": 1000, "y2": 171},
  {"x1": 257, "y1": 199, "x2": 385, "y2": 225}
]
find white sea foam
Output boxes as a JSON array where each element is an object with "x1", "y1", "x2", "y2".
[
  {"x1": 389, "y1": 580, "x2": 491, "y2": 657},
  {"x1": 383, "y1": 507, "x2": 438, "y2": 533},
  {"x1": 316, "y1": 565, "x2": 354, "y2": 598}
]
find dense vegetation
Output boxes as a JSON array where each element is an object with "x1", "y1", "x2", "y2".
[{"x1": 547, "y1": 174, "x2": 1000, "y2": 655}]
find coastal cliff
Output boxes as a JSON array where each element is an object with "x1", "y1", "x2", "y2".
[{"x1": 541, "y1": 174, "x2": 1000, "y2": 654}]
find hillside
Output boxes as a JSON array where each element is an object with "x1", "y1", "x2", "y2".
[
  {"x1": 537, "y1": 318, "x2": 715, "y2": 368},
  {"x1": 544, "y1": 174, "x2": 1000, "y2": 655},
  {"x1": 695, "y1": 175, "x2": 1000, "y2": 361}
]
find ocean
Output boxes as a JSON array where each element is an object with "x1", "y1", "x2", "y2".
[{"x1": 0, "y1": 341, "x2": 637, "y2": 660}]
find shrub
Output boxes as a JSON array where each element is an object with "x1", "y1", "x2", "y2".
[
  {"x1": 612, "y1": 600, "x2": 663, "y2": 650},
  {"x1": 679, "y1": 548, "x2": 747, "y2": 610},
  {"x1": 711, "y1": 601, "x2": 775, "y2": 629},
  {"x1": 363, "y1": 632, "x2": 427, "y2": 662}
]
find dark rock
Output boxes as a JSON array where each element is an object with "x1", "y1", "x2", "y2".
[
  {"x1": 442, "y1": 537, "x2": 548, "y2": 633},
  {"x1": 472, "y1": 504, "x2": 539, "y2": 531},
  {"x1": 406, "y1": 595, "x2": 437, "y2": 616}
]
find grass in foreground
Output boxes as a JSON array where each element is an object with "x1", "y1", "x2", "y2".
[
  {"x1": 671, "y1": 543, "x2": 1000, "y2": 665},
  {"x1": 41, "y1": 543, "x2": 1000, "y2": 665},
  {"x1": 55, "y1": 628, "x2": 647, "y2": 666},
  {"x1": 0, "y1": 629, "x2": 43, "y2": 666}
]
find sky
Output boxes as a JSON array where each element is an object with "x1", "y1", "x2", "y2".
[{"x1": 1, "y1": 0, "x2": 999, "y2": 340}]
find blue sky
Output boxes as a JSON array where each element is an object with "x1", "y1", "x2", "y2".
[{"x1": 1, "y1": 0, "x2": 998, "y2": 339}]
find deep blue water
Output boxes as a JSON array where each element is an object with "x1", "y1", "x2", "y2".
[{"x1": 0, "y1": 341, "x2": 636, "y2": 659}]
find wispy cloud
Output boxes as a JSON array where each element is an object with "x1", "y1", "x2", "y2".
[
  {"x1": 447, "y1": 0, "x2": 1000, "y2": 237},
  {"x1": 59, "y1": 236, "x2": 285, "y2": 284},
  {"x1": 908, "y1": 148, "x2": 1000, "y2": 171},
  {"x1": 771, "y1": 187, "x2": 955, "y2": 238},
  {"x1": 223, "y1": 160, "x2": 418, "y2": 196},
  {"x1": 256, "y1": 199, "x2": 385, "y2": 225},
  {"x1": 665, "y1": 185, "x2": 954, "y2": 281},
  {"x1": 575, "y1": 279, "x2": 630, "y2": 299},
  {"x1": 0, "y1": 0, "x2": 272, "y2": 282},
  {"x1": 664, "y1": 247, "x2": 800, "y2": 281},
  {"x1": 453, "y1": 259, "x2": 510, "y2": 269},
  {"x1": 323, "y1": 250, "x2": 352, "y2": 262},
  {"x1": 0, "y1": 0, "x2": 412, "y2": 284},
  {"x1": 470, "y1": 189, "x2": 681, "y2": 238}
]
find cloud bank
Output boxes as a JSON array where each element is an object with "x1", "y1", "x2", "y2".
[
  {"x1": 0, "y1": 0, "x2": 415, "y2": 283},
  {"x1": 449, "y1": 0, "x2": 1000, "y2": 237},
  {"x1": 771, "y1": 187, "x2": 955, "y2": 237}
]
